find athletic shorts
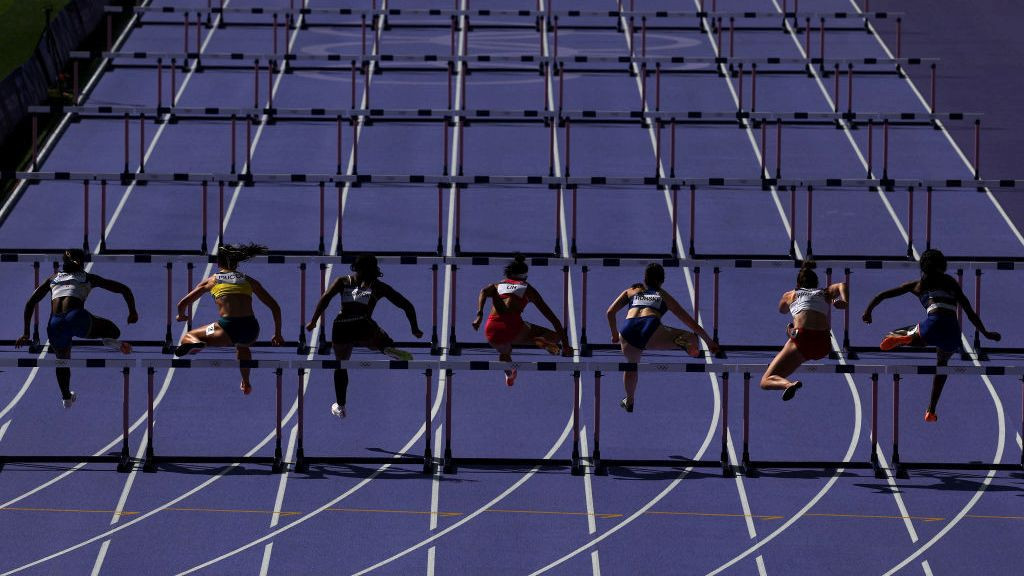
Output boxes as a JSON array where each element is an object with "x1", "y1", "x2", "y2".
[
  {"x1": 919, "y1": 313, "x2": 961, "y2": 354},
  {"x1": 485, "y1": 314, "x2": 526, "y2": 346},
  {"x1": 47, "y1": 308, "x2": 93, "y2": 349},
  {"x1": 218, "y1": 315, "x2": 260, "y2": 347},
  {"x1": 620, "y1": 316, "x2": 661, "y2": 350},
  {"x1": 332, "y1": 316, "x2": 394, "y2": 350},
  {"x1": 789, "y1": 326, "x2": 831, "y2": 360}
]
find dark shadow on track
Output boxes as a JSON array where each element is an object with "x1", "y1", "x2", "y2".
[
  {"x1": 856, "y1": 471, "x2": 1024, "y2": 494},
  {"x1": 296, "y1": 464, "x2": 465, "y2": 482}
]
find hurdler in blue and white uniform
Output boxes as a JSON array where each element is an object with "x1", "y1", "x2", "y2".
[
  {"x1": 16, "y1": 249, "x2": 138, "y2": 409},
  {"x1": 862, "y1": 249, "x2": 1001, "y2": 422},
  {"x1": 606, "y1": 263, "x2": 719, "y2": 413}
]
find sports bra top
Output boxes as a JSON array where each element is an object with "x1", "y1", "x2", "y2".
[
  {"x1": 210, "y1": 271, "x2": 253, "y2": 299},
  {"x1": 341, "y1": 276, "x2": 376, "y2": 311},
  {"x1": 629, "y1": 289, "x2": 668, "y2": 315},
  {"x1": 789, "y1": 288, "x2": 830, "y2": 317},
  {"x1": 919, "y1": 288, "x2": 957, "y2": 314},
  {"x1": 50, "y1": 272, "x2": 91, "y2": 301}
]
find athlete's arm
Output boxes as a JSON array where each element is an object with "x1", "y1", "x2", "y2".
[
  {"x1": 306, "y1": 276, "x2": 346, "y2": 331},
  {"x1": 778, "y1": 290, "x2": 794, "y2": 314},
  {"x1": 176, "y1": 276, "x2": 215, "y2": 321},
  {"x1": 381, "y1": 282, "x2": 423, "y2": 338},
  {"x1": 16, "y1": 276, "x2": 54, "y2": 347},
  {"x1": 472, "y1": 284, "x2": 500, "y2": 330},
  {"x1": 528, "y1": 286, "x2": 567, "y2": 347},
  {"x1": 951, "y1": 277, "x2": 1001, "y2": 341},
  {"x1": 249, "y1": 277, "x2": 285, "y2": 345},
  {"x1": 828, "y1": 282, "x2": 849, "y2": 309},
  {"x1": 606, "y1": 289, "x2": 631, "y2": 344},
  {"x1": 89, "y1": 274, "x2": 139, "y2": 323},
  {"x1": 663, "y1": 290, "x2": 718, "y2": 354},
  {"x1": 861, "y1": 280, "x2": 916, "y2": 324}
]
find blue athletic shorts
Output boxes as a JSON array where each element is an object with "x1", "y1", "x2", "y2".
[
  {"x1": 218, "y1": 316, "x2": 260, "y2": 346},
  {"x1": 919, "y1": 313, "x2": 961, "y2": 353},
  {"x1": 620, "y1": 316, "x2": 661, "y2": 350},
  {"x1": 47, "y1": 308, "x2": 93, "y2": 349}
]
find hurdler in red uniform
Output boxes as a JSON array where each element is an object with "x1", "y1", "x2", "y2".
[{"x1": 473, "y1": 254, "x2": 570, "y2": 386}]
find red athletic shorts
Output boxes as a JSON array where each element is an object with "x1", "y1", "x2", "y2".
[
  {"x1": 790, "y1": 327, "x2": 831, "y2": 360},
  {"x1": 485, "y1": 314, "x2": 525, "y2": 346}
]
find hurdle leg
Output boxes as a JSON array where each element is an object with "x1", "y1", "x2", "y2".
[
  {"x1": 571, "y1": 371, "x2": 582, "y2": 476},
  {"x1": 741, "y1": 372, "x2": 757, "y2": 476},
  {"x1": 272, "y1": 368, "x2": 285, "y2": 473},
  {"x1": 143, "y1": 367, "x2": 157, "y2": 473},
  {"x1": 294, "y1": 368, "x2": 308, "y2": 473},
  {"x1": 892, "y1": 374, "x2": 908, "y2": 478},
  {"x1": 117, "y1": 367, "x2": 132, "y2": 472},
  {"x1": 442, "y1": 370, "x2": 457, "y2": 474},
  {"x1": 593, "y1": 370, "x2": 606, "y2": 475},
  {"x1": 423, "y1": 368, "x2": 435, "y2": 474},
  {"x1": 870, "y1": 373, "x2": 884, "y2": 478},
  {"x1": 162, "y1": 263, "x2": 174, "y2": 354},
  {"x1": 720, "y1": 371, "x2": 734, "y2": 477}
]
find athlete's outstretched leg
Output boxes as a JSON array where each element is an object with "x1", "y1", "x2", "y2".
[
  {"x1": 236, "y1": 346, "x2": 253, "y2": 395},
  {"x1": 53, "y1": 347, "x2": 74, "y2": 407},
  {"x1": 619, "y1": 341, "x2": 642, "y2": 412},
  {"x1": 760, "y1": 339, "x2": 805, "y2": 400},
  {"x1": 331, "y1": 343, "x2": 354, "y2": 417},
  {"x1": 925, "y1": 349, "x2": 953, "y2": 421},
  {"x1": 88, "y1": 315, "x2": 130, "y2": 354},
  {"x1": 175, "y1": 322, "x2": 232, "y2": 356}
]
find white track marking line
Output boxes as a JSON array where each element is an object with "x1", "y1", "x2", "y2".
[
  {"x1": 0, "y1": 421, "x2": 10, "y2": 444},
  {"x1": 426, "y1": 427, "x2": 442, "y2": 576},
  {"x1": 258, "y1": 425, "x2": 298, "y2": 576},
  {"x1": 88, "y1": 540, "x2": 109, "y2": 576}
]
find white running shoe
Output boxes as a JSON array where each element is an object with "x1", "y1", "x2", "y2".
[
  {"x1": 62, "y1": 391, "x2": 77, "y2": 409},
  {"x1": 331, "y1": 403, "x2": 347, "y2": 419},
  {"x1": 383, "y1": 347, "x2": 413, "y2": 362}
]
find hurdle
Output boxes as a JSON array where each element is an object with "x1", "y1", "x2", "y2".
[
  {"x1": 139, "y1": 358, "x2": 287, "y2": 473},
  {"x1": 437, "y1": 361, "x2": 584, "y2": 476},
  {"x1": 0, "y1": 358, "x2": 133, "y2": 473},
  {"x1": 292, "y1": 360, "x2": 435, "y2": 475},
  {"x1": 589, "y1": 362, "x2": 733, "y2": 477}
]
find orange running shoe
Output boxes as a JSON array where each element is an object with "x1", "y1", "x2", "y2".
[
  {"x1": 505, "y1": 367, "x2": 518, "y2": 387},
  {"x1": 924, "y1": 411, "x2": 938, "y2": 422},
  {"x1": 880, "y1": 326, "x2": 917, "y2": 351}
]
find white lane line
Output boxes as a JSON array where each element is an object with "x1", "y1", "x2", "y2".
[
  {"x1": 88, "y1": 540, "x2": 109, "y2": 576},
  {"x1": 579, "y1": 428, "x2": 602, "y2": 574},
  {"x1": 426, "y1": 427, "x2": 442, "y2": 576},
  {"x1": 922, "y1": 560, "x2": 934, "y2": 576},
  {"x1": 257, "y1": 424, "x2": 298, "y2": 576},
  {"x1": 0, "y1": 420, "x2": 10, "y2": 444}
]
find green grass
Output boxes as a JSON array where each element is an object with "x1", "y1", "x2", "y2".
[{"x1": 0, "y1": 0, "x2": 72, "y2": 82}]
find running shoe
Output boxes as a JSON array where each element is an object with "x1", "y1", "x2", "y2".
[
  {"x1": 534, "y1": 338, "x2": 560, "y2": 355},
  {"x1": 332, "y1": 403, "x2": 347, "y2": 419},
  {"x1": 102, "y1": 338, "x2": 132, "y2": 354},
  {"x1": 880, "y1": 325, "x2": 918, "y2": 351},
  {"x1": 173, "y1": 341, "x2": 205, "y2": 357},
  {"x1": 62, "y1": 391, "x2": 77, "y2": 409},
  {"x1": 673, "y1": 334, "x2": 700, "y2": 357},
  {"x1": 924, "y1": 411, "x2": 938, "y2": 422},
  {"x1": 505, "y1": 367, "x2": 518, "y2": 387},
  {"x1": 383, "y1": 347, "x2": 413, "y2": 362},
  {"x1": 782, "y1": 381, "x2": 802, "y2": 401},
  {"x1": 619, "y1": 397, "x2": 634, "y2": 413},
  {"x1": 240, "y1": 381, "x2": 252, "y2": 395}
]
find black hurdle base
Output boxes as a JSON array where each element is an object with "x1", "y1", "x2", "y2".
[
  {"x1": 142, "y1": 455, "x2": 285, "y2": 474},
  {"x1": 295, "y1": 455, "x2": 434, "y2": 475},
  {"x1": 741, "y1": 458, "x2": 884, "y2": 479},
  {"x1": 440, "y1": 456, "x2": 578, "y2": 476},
  {"x1": 892, "y1": 461, "x2": 1024, "y2": 479},
  {"x1": 0, "y1": 453, "x2": 132, "y2": 473},
  {"x1": 592, "y1": 457, "x2": 734, "y2": 478}
]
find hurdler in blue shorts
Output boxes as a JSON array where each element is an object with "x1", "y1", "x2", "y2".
[
  {"x1": 16, "y1": 249, "x2": 138, "y2": 409},
  {"x1": 606, "y1": 263, "x2": 719, "y2": 413},
  {"x1": 862, "y1": 249, "x2": 1001, "y2": 422}
]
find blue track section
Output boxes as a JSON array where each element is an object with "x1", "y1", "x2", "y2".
[{"x1": 0, "y1": 1, "x2": 1022, "y2": 574}]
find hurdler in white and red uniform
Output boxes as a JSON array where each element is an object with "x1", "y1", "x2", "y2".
[{"x1": 473, "y1": 254, "x2": 569, "y2": 387}]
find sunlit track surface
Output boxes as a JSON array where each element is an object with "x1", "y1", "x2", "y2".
[{"x1": 0, "y1": 0, "x2": 1022, "y2": 574}]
